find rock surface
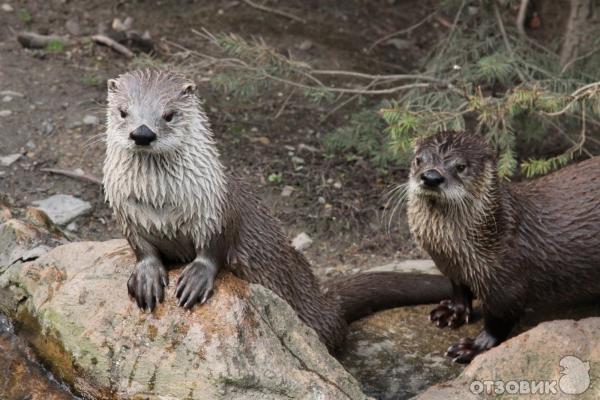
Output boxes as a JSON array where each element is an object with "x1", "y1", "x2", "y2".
[
  {"x1": 31, "y1": 194, "x2": 92, "y2": 225},
  {"x1": 0, "y1": 208, "x2": 67, "y2": 271},
  {"x1": 416, "y1": 318, "x2": 600, "y2": 399},
  {"x1": 0, "y1": 315, "x2": 77, "y2": 400},
  {"x1": 367, "y1": 259, "x2": 441, "y2": 275},
  {"x1": 0, "y1": 210, "x2": 74, "y2": 399},
  {"x1": 0, "y1": 238, "x2": 369, "y2": 399},
  {"x1": 338, "y1": 306, "x2": 481, "y2": 400}
]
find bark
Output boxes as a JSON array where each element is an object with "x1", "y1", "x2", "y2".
[{"x1": 559, "y1": 0, "x2": 595, "y2": 68}]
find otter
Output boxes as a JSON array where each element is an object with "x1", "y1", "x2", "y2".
[
  {"x1": 102, "y1": 69, "x2": 453, "y2": 352},
  {"x1": 406, "y1": 131, "x2": 600, "y2": 363}
]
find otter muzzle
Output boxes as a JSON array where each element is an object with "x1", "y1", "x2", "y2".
[
  {"x1": 421, "y1": 169, "x2": 445, "y2": 188},
  {"x1": 129, "y1": 124, "x2": 157, "y2": 146}
]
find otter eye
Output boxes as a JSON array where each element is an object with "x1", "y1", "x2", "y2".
[
  {"x1": 119, "y1": 109, "x2": 128, "y2": 119},
  {"x1": 163, "y1": 111, "x2": 175, "y2": 122},
  {"x1": 415, "y1": 156, "x2": 423, "y2": 166},
  {"x1": 456, "y1": 164, "x2": 467, "y2": 173}
]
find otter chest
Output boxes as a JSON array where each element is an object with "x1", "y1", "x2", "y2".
[
  {"x1": 408, "y1": 204, "x2": 491, "y2": 293},
  {"x1": 120, "y1": 199, "x2": 198, "y2": 263}
]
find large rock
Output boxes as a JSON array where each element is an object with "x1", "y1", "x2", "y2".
[
  {"x1": 337, "y1": 306, "x2": 481, "y2": 399},
  {"x1": 0, "y1": 239, "x2": 369, "y2": 399},
  {"x1": 416, "y1": 318, "x2": 600, "y2": 399}
]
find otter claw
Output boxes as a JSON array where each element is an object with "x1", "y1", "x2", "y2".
[
  {"x1": 175, "y1": 261, "x2": 217, "y2": 310},
  {"x1": 446, "y1": 337, "x2": 477, "y2": 363},
  {"x1": 446, "y1": 330, "x2": 500, "y2": 364},
  {"x1": 429, "y1": 299, "x2": 471, "y2": 329},
  {"x1": 127, "y1": 259, "x2": 168, "y2": 312}
]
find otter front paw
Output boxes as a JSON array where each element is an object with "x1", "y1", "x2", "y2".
[
  {"x1": 429, "y1": 299, "x2": 472, "y2": 328},
  {"x1": 176, "y1": 260, "x2": 217, "y2": 309},
  {"x1": 127, "y1": 259, "x2": 169, "y2": 312}
]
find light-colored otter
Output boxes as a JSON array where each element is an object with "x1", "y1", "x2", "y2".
[
  {"x1": 406, "y1": 131, "x2": 600, "y2": 363},
  {"x1": 103, "y1": 69, "x2": 453, "y2": 351}
]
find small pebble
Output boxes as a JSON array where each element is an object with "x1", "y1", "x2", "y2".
[
  {"x1": 298, "y1": 40, "x2": 313, "y2": 50},
  {"x1": 82, "y1": 115, "x2": 99, "y2": 125},
  {"x1": 281, "y1": 186, "x2": 294, "y2": 197},
  {"x1": 0, "y1": 153, "x2": 21, "y2": 167},
  {"x1": 0, "y1": 110, "x2": 12, "y2": 117},
  {"x1": 41, "y1": 121, "x2": 54, "y2": 135},
  {"x1": 1, "y1": 3, "x2": 13, "y2": 12},
  {"x1": 298, "y1": 143, "x2": 318, "y2": 153},
  {"x1": 65, "y1": 19, "x2": 81, "y2": 36},
  {"x1": 292, "y1": 232, "x2": 313, "y2": 251}
]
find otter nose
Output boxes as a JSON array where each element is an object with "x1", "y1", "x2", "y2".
[
  {"x1": 421, "y1": 169, "x2": 445, "y2": 187},
  {"x1": 129, "y1": 125, "x2": 157, "y2": 146}
]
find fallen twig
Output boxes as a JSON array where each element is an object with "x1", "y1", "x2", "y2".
[
  {"x1": 274, "y1": 88, "x2": 296, "y2": 119},
  {"x1": 41, "y1": 168, "x2": 103, "y2": 185},
  {"x1": 368, "y1": 10, "x2": 437, "y2": 52},
  {"x1": 17, "y1": 32, "x2": 69, "y2": 49},
  {"x1": 91, "y1": 34, "x2": 134, "y2": 58},
  {"x1": 241, "y1": 0, "x2": 306, "y2": 24}
]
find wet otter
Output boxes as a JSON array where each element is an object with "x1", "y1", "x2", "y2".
[
  {"x1": 102, "y1": 69, "x2": 452, "y2": 351},
  {"x1": 406, "y1": 131, "x2": 600, "y2": 363}
]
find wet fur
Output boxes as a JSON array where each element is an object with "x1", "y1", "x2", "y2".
[
  {"x1": 103, "y1": 70, "x2": 453, "y2": 352},
  {"x1": 407, "y1": 131, "x2": 600, "y2": 361}
]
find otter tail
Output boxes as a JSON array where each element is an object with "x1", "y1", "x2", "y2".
[{"x1": 325, "y1": 272, "x2": 452, "y2": 323}]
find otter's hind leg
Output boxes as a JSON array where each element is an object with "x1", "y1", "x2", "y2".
[{"x1": 446, "y1": 313, "x2": 515, "y2": 364}]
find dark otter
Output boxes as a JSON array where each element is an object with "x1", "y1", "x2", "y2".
[
  {"x1": 406, "y1": 131, "x2": 600, "y2": 363},
  {"x1": 102, "y1": 69, "x2": 452, "y2": 352}
]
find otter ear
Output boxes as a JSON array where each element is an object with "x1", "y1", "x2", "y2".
[
  {"x1": 181, "y1": 83, "x2": 196, "y2": 97},
  {"x1": 107, "y1": 79, "x2": 119, "y2": 93}
]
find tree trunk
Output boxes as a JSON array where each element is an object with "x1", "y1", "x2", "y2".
[{"x1": 559, "y1": 0, "x2": 595, "y2": 68}]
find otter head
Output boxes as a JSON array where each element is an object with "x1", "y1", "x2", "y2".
[
  {"x1": 408, "y1": 131, "x2": 496, "y2": 205},
  {"x1": 106, "y1": 69, "x2": 208, "y2": 153}
]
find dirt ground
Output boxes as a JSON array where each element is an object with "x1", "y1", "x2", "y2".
[
  {"x1": 0, "y1": 0, "x2": 578, "y2": 276},
  {"x1": 0, "y1": 0, "x2": 452, "y2": 276}
]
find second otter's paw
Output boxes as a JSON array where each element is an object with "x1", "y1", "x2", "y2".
[
  {"x1": 176, "y1": 260, "x2": 217, "y2": 309},
  {"x1": 446, "y1": 330, "x2": 499, "y2": 363},
  {"x1": 127, "y1": 259, "x2": 169, "y2": 312},
  {"x1": 429, "y1": 299, "x2": 471, "y2": 329}
]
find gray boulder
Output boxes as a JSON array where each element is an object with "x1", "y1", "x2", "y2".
[
  {"x1": 0, "y1": 236, "x2": 369, "y2": 399},
  {"x1": 415, "y1": 317, "x2": 600, "y2": 399}
]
